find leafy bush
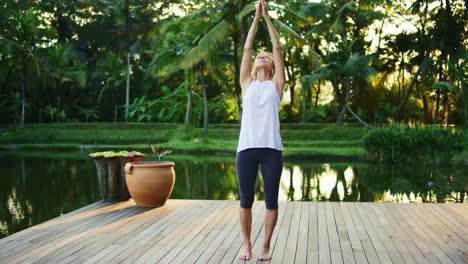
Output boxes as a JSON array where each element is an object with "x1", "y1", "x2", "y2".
[
  {"x1": 127, "y1": 85, "x2": 186, "y2": 122},
  {"x1": 302, "y1": 104, "x2": 339, "y2": 123},
  {"x1": 363, "y1": 124, "x2": 464, "y2": 163},
  {"x1": 279, "y1": 104, "x2": 300, "y2": 122}
]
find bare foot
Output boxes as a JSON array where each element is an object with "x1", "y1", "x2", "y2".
[
  {"x1": 238, "y1": 241, "x2": 252, "y2": 260},
  {"x1": 257, "y1": 246, "x2": 271, "y2": 261}
]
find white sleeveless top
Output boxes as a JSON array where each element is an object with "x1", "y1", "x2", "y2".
[{"x1": 237, "y1": 80, "x2": 284, "y2": 153}]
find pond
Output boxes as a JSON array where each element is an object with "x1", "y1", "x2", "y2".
[{"x1": 0, "y1": 151, "x2": 466, "y2": 238}]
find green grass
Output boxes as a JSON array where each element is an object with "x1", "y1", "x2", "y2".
[
  {"x1": 453, "y1": 128, "x2": 468, "y2": 162},
  {"x1": 1, "y1": 122, "x2": 465, "y2": 162}
]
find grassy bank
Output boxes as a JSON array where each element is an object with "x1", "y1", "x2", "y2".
[
  {"x1": 1, "y1": 122, "x2": 466, "y2": 162},
  {"x1": 0, "y1": 123, "x2": 368, "y2": 160}
]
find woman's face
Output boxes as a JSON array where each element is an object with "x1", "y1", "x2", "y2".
[{"x1": 255, "y1": 53, "x2": 274, "y2": 73}]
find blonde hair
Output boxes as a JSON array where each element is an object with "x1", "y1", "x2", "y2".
[{"x1": 251, "y1": 51, "x2": 275, "y2": 79}]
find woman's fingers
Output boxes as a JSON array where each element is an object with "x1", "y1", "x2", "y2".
[
  {"x1": 255, "y1": 0, "x2": 262, "y2": 17},
  {"x1": 261, "y1": 0, "x2": 269, "y2": 17}
]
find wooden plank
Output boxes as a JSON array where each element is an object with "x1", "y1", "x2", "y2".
[
  {"x1": 444, "y1": 204, "x2": 468, "y2": 222},
  {"x1": 34, "y1": 205, "x2": 143, "y2": 264},
  {"x1": 126, "y1": 200, "x2": 221, "y2": 263},
  {"x1": 398, "y1": 203, "x2": 456, "y2": 264},
  {"x1": 422, "y1": 204, "x2": 468, "y2": 255},
  {"x1": 0, "y1": 200, "x2": 136, "y2": 264},
  {"x1": 99, "y1": 201, "x2": 207, "y2": 263},
  {"x1": 317, "y1": 201, "x2": 331, "y2": 264},
  {"x1": 82, "y1": 244, "x2": 119, "y2": 264},
  {"x1": 282, "y1": 201, "x2": 302, "y2": 263},
  {"x1": 54, "y1": 200, "x2": 194, "y2": 264},
  {"x1": 332, "y1": 202, "x2": 355, "y2": 264},
  {"x1": 206, "y1": 201, "x2": 263, "y2": 264},
  {"x1": 114, "y1": 200, "x2": 214, "y2": 264},
  {"x1": 250, "y1": 200, "x2": 288, "y2": 264},
  {"x1": 270, "y1": 201, "x2": 294, "y2": 264},
  {"x1": 325, "y1": 202, "x2": 343, "y2": 264},
  {"x1": 0, "y1": 200, "x2": 115, "y2": 259},
  {"x1": 346, "y1": 203, "x2": 387, "y2": 263},
  {"x1": 372, "y1": 203, "x2": 417, "y2": 264},
  {"x1": 189, "y1": 201, "x2": 242, "y2": 263},
  {"x1": 158, "y1": 200, "x2": 234, "y2": 263},
  {"x1": 429, "y1": 204, "x2": 468, "y2": 241},
  {"x1": 385, "y1": 203, "x2": 442, "y2": 264},
  {"x1": 408, "y1": 203, "x2": 466, "y2": 264},
  {"x1": 340, "y1": 203, "x2": 368, "y2": 264},
  {"x1": 34, "y1": 206, "x2": 144, "y2": 264},
  {"x1": 227, "y1": 201, "x2": 266, "y2": 263},
  {"x1": 110, "y1": 200, "x2": 195, "y2": 246},
  {"x1": 0, "y1": 200, "x2": 108, "y2": 251},
  {"x1": 338, "y1": 203, "x2": 363, "y2": 254},
  {"x1": 295, "y1": 201, "x2": 309, "y2": 264},
  {"x1": 1, "y1": 200, "x2": 466, "y2": 264},
  {"x1": 394, "y1": 205, "x2": 442, "y2": 264},
  {"x1": 307, "y1": 202, "x2": 319, "y2": 264}
]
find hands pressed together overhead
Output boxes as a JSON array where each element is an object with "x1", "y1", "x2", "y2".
[{"x1": 255, "y1": 0, "x2": 270, "y2": 20}]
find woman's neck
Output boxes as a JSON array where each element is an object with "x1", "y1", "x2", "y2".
[{"x1": 256, "y1": 70, "x2": 271, "y2": 81}]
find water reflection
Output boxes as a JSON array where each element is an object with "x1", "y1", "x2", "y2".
[
  {"x1": 169, "y1": 157, "x2": 467, "y2": 204},
  {"x1": 0, "y1": 153, "x2": 99, "y2": 238},
  {"x1": 0, "y1": 151, "x2": 466, "y2": 238}
]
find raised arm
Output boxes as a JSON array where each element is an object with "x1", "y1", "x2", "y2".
[
  {"x1": 240, "y1": 1, "x2": 262, "y2": 94},
  {"x1": 261, "y1": 0, "x2": 285, "y2": 100}
]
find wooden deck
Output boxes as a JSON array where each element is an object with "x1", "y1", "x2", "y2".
[{"x1": 0, "y1": 199, "x2": 467, "y2": 264}]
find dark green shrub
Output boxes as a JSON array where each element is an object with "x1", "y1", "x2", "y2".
[{"x1": 363, "y1": 124, "x2": 464, "y2": 163}]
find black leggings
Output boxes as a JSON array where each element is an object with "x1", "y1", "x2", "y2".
[{"x1": 236, "y1": 147, "x2": 283, "y2": 210}]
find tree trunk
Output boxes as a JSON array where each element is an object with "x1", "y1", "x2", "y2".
[
  {"x1": 184, "y1": 71, "x2": 192, "y2": 126},
  {"x1": 0, "y1": 62, "x2": 16, "y2": 96},
  {"x1": 20, "y1": 54, "x2": 26, "y2": 128},
  {"x1": 445, "y1": 94, "x2": 451, "y2": 125},
  {"x1": 200, "y1": 64, "x2": 208, "y2": 141},
  {"x1": 433, "y1": 90, "x2": 441, "y2": 125},
  {"x1": 336, "y1": 76, "x2": 351, "y2": 125},
  {"x1": 301, "y1": 85, "x2": 307, "y2": 122},
  {"x1": 396, "y1": 53, "x2": 430, "y2": 119},
  {"x1": 440, "y1": 94, "x2": 448, "y2": 125},
  {"x1": 463, "y1": 81, "x2": 468, "y2": 128},
  {"x1": 113, "y1": 91, "x2": 117, "y2": 123},
  {"x1": 420, "y1": 88, "x2": 431, "y2": 124},
  {"x1": 232, "y1": 34, "x2": 242, "y2": 123},
  {"x1": 125, "y1": 52, "x2": 130, "y2": 122},
  {"x1": 314, "y1": 81, "x2": 321, "y2": 107},
  {"x1": 124, "y1": 0, "x2": 131, "y2": 122},
  {"x1": 286, "y1": 49, "x2": 295, "y2": 107},
  {"x1": 346, "y1": 105, "x2": 372, "y2": 128}
]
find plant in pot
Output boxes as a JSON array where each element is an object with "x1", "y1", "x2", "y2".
[
  {"x1": 124, "y1": 144, "x2": 175, "y2": 207},
  {"x1": 90, "y1": 150, "x2": 145, "y2": 202}
]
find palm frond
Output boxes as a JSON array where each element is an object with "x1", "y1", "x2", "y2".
[
  {"x1": 181, "y1": 19, "x2": 230, "y2": 69},
  {"x1": 63, "y1": 70, "x2": 87, "y2": 88},
  {"x1": 237, "y1": 4, "x2": 256, "y2": 21},
  {"x1": 272, "y1": 19, "x2": 305, "y2": 47},
  {"x1": 432, "y1": 81, "x2": 460, "y2": 94}
]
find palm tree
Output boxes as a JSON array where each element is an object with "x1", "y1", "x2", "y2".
[
  {"x1": 299, "y1": 0, "x2": 383, "y2": 125},
  {"x1": 177, "y1": 0, "x2": 304, "y2": 113},
  {"x1": 95, "y1": 0, "x2": 179, "y2": 122},
  {"x1": 93, "y1": 51, "x2": 125, "y2": 122},
  {"x1": 44, "y1": 43, "x2": 87, "y2": 112},
  {"x1": 0, "y1": 7, "x2": 46, "y2": 127}
]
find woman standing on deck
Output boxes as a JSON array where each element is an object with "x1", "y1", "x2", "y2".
[{"x1": 236, "y1": 0, "x2": 285, "y2": 261}]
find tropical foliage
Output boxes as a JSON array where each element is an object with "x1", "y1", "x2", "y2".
[{"x1": 0, "y1": 0, "x2": 466, "y2": 129}]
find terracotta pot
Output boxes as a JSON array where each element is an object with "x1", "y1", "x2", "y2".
[
  {"x1": 119, "y1": 155, "x2": 145, "y2": 201},
  {"x1": 124, "y1": 161, "x2": 176, "y2": 207}
]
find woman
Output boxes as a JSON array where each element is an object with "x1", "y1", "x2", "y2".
[{"x1": 236, "y1": 0, "x2": 285, "y2": 261}]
